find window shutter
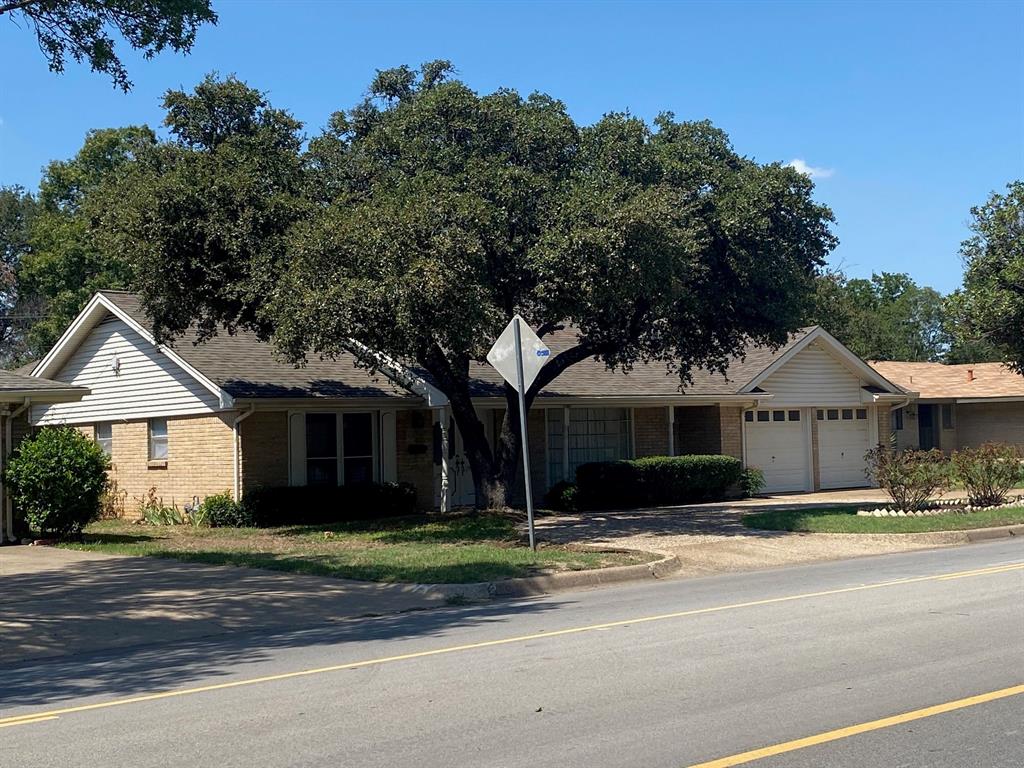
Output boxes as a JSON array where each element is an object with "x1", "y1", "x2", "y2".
[
  {"x1": 288, "y1": 412, "x2": 306, "y2": 486},
  {"x1": 380, "y1": 410, "x2": 397, "y2": 483}
]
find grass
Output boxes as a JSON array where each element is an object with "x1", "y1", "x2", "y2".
[
  {"x1": 59, "y1": 514, "x2": 652, "y2": 584},
  {"x1": 742, "y1": 505, "x2": 1024, "y2": 534}
]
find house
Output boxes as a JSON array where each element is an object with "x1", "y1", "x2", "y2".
[
  {"x1": 0, "y1": 370, "x2": 88, "y2": 543},
  {"x1": 871, "y1": 361, "x2": 1024, "y2": 453},
  {"x1": 23, "y1": 290, "x2": 909, "y2": 515}
]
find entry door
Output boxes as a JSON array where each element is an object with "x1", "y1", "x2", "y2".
[
  {"x1": 448, "y1": 420, "x2": 475, "y2": 507},
  {"x1": 744, "y1": 409, "x2": 810, "y2": 493},
  {"x1": 918, "y1": 404, "x2": 936, "y2": 450}
]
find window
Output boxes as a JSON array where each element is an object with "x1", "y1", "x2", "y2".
[
  {"x1": 547, "y1": 409, "x2": 566, "y2": 480},
  {"x1": 548, "y1": 408, "x2": 632, "y2": 481},
  {"x1": 942, "y1": 404, "x2": 954, "y2": 430},
  {"x1": 817, "y1": 409, "x2": 824, "y2": 421},
  {"x1": 306, "y1": 413, "x2": 338, "y2": 486},
  {"x1": 894, "y1": 408, "x2": 904, "y2": 431},
  {"x1": 856, "y1": 409, "x2": 868, "y2": 420},
  {"x1": 95, "y1": 423, "x2": 112, "y2": 457},
  {"x1": 827, "y1": 409, "x2": 839, "y2": 420},
  {"x1": 772, "y1": 410, "x2": 785, "y2": 422},
  {"x1": 342, "y1": 413, "x2": 374, "y2": 484},
  {"x1": 788, "y1": 410, "x2": 801, "y2": 422},
  {"x1": 841, "y1": 409, "x2": 854, "y2": 420},
  {"x1": 757, "y1": 410, "x2": 770, "y2": 422},
  {"x1": 148, "y1": 418, "x2": 168, "y2": 461},
  {"x1": 744, "y1": 411, "x2": 753, "y2": 422}
]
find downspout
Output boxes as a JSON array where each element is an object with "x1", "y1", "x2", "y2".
[
  {"x1": 232, "y1": 405, "x2": 256, "y2": 502},
  {"x1": 4, "y1": 399, "x2": 30, "y2": 543}
]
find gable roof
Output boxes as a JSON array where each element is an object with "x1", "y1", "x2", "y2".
[
  {"x1": 35, "y1": 291, "x2": 898, "y2": 405},
  {"x1": 0, "y1": 369, "x2": 87, "y2": 402},
  {"x1": 870, "y1": 361, "x2": 1024, "y2": 401}
]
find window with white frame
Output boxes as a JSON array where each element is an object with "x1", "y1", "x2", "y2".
[
  {"x1": 547, "y1": 408, "x2": 632, "y2": 482},
  {"x1": 148, "y1": 418, "x2": 168, "y2": 461},
  {"x1": 95, "y1": 423, "x2": 112, "y2": 457},
  {"x1": 303, "y1": 412, "x2": 377, "y2": 487}
]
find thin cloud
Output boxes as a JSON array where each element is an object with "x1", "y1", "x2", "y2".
[{"x1": 786, "y1": 158, "x2": 834, "y2": 179}]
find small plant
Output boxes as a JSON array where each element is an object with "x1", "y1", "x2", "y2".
[
  {"x1": 200, "y1": 492, "x2": 253, "y2": 527},
  {"x1": 864, "y1": 446, "x2": 950, "y2": 511},
  {"x1": 99, "y1": 476, "x2": 128, "y2": 519},
  {"x1": 740, "y1": 467, "x2": 766, "y2": 498},
  {"x1": 4, "y1": 426, "x2": 109, "y2": 538},
  {"x1": 138, "y1": 487, "x2": 186, "y2": 525},
  {"x1": 544, "y1": 481, "x2": 578, "y2": 512},
  {"x1": 951, "y1": 443, "x2": 1024, "y2": 508}
]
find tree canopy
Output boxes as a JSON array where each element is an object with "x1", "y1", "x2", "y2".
[
  {"x1": 947, "y1": 181, "x2": 1024, "y2": 371},
  {"x1": 100, "y1": 65, "x2": 836, "y2": 506},
  {"x1": 1, "y1": 0, "x2": 216, "y2": 91}
]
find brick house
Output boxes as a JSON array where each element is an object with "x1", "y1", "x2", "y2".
[{"x1": 24, "y1": 291, "x2": 909, "y2": 515}]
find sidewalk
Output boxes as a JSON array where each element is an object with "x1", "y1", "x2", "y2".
[{"x1": 0, "y1": 546, "x2": 450, "y2": 664}]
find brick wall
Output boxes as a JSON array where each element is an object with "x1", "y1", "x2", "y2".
[
  {"x1": 634, "y1": 407, "x2": 670, "y2": 457},
  {"x1": 877, "y1": 407, "x2": 893, "y2": 449},
  {"x1": 718, "y1": 405, "x2": 744, "y2": 460},
  {"x1": 101, "y1": 414, "x2": 235, "y2": 518},
  {"x1": 396, "y1": 409, "x2": 435, "y2": 509},
  {"x1": 674, "y1": 406, "x2": 722, "y2": 455},
  {"x1": 239, "y1": 411, "x2": 289, "y2": 492}
]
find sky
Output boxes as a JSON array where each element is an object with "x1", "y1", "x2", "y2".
[{"x1": 1, "y1": 0, "x2": 1022, "y2": 294}]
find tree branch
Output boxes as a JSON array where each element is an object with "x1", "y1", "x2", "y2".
[
  {"x1": 0, "y1": 0, "x2": 39, "y2": 15},
  {"x1": 526, "y1": 341, "x2": 597, "y2": 406}
]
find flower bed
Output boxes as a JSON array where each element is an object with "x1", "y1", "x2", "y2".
[{"x1": 857, "y1": 494, "x2": 1024, "y2": 517}]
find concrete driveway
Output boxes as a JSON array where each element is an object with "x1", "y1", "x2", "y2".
[
  {"x1": 535, "y1": 488, "x2": 972, "y2": 576},
  {"x1": 0, "y1": 546, "x2": 449, "y2": 665}
]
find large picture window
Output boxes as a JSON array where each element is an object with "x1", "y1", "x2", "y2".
[
  {"x1": 304, "y1": 412, "x2": 377, "y2": 487},
  {"x1": 547, "y1": 407, "x2": 632, "y2": 483}
]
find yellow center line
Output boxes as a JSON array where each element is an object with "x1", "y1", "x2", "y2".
[
  {"x1": 1, "y1": 562, "x2": 1021, "y2": 727},
  {"x1": 0, "y1": 715, "x2": 59, "y2": 729},
  {"x1": 687, "y1": 683, "x2": 1024, "y2": 767}
]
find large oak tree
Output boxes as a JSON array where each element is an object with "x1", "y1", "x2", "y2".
[{"x1": 104, "y1": 65, "x2": 837, "y2": 508}]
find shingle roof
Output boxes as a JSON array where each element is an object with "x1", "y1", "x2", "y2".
[
  {"x1": 0, "y1": 369, "x2": 85, "y2": 393},
  {"x1": 100, "y1": 291, "x2": 813, "y2": 401},
  {"x1": 870, "y1": 361, "x2": 1024, "y2": 400}
]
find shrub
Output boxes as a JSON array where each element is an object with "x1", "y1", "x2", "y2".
[
  {"x1": 201, "y1": 492, "x2": 253, "y2": 527},
  {"x1": 544, "y1": 481, "x2": 578, "y2": 512},
  {"x1": 864, "y1": 446, "x2": 950, "y2": 511},
  {"x1": 574, "y1": 455, "x2": 743, "y2": 510},
  {"x1": 951, "y1": 443, "x2": 1024, "y2": 507},
  {"x1": 740, "y1": 467, "x2": 766, "y2": 498},
  {"x1": 4, "y1": 426, "x2": 109, "y2": 538},
  {"x1": 242, "y1": 482, "x2": 418, "y2": 527}
]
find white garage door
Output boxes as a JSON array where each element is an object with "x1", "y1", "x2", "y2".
[
  {"x1": 744, "y1": 409, "x2": 809, "y2": 493},
  {"x1": 817, "y1": 408, "x2": 871, "y2": 489}
]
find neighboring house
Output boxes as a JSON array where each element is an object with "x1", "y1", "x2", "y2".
[
  {"x1": 0, "y1": 370, "x2": 88, "y2": 543},
  {"x1": 871, "y1": 361, "x2": 1024, "y2": 453},
  {"x1": 26, "y1": 291, "x2": 908, "y2": 514}
]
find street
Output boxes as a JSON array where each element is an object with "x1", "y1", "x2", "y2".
[{"x1": 3, "y1": 539, "x2": 1023, "y2": 767}]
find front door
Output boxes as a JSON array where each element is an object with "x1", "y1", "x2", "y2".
[
  {"x1": 918, "y1": 404, "x2": 936, "y2": 450},
  {"x1": 448, "y1": 421, "x2": 475, "y2": 507}
]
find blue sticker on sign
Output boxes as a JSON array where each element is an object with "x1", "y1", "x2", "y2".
[{"x1": 536, "y1": 349, "x2": 550, "y2": 357}]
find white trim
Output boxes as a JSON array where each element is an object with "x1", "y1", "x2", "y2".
[
  {"x1": 804, "y1": 407, "x2": 814, "y2": 492},
  {"x1": 32, "y1": 293, "x2": 235, "y2": 410},
  {"x1": 345, "y1": 339, "x2": 448, "y2": 407},
  {"x1": 232, "y1": 405, "x2": 256, "y2": 501},
  {"x1": 741, "y1": 327, "x2": 902, "y2": 396},
  {"x1": 667, "y1": 405, "x2": 675, "y2": 457}
]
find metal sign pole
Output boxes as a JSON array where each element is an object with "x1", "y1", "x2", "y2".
[{"x1": 512, "y1": 317, "x2": 537, "y2": 551}]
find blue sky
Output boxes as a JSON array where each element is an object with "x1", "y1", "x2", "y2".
[{"x1": 1, "y1": 0, "x2": 1022, "y2": 293}]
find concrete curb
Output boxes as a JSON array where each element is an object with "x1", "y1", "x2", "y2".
[
  {"x1": 416, "y1": 550, "x2": 681, "y2": 601},
  {"x1": 964, "y1": 524, "x2": 1024, "y2": 543}
]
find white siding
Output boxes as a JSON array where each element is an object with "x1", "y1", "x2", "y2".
[
  {"x1": 32, "y1": 316, "x2": 221, "y2": 425},
  {"x1": 759, "y1": 344, "x2": 866, "y2": 406}
]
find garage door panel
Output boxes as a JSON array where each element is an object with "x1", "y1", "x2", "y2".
[
  {"x1": 744, "y1": 409, "x2": 809, "y2": 493},
  {"x1": 818, "y1": 409, "x2": 871, "y2": 489}
]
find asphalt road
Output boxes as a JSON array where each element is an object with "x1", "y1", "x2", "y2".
[{"x1": 3, "y1": 539, "x2": 1023, "y2": 767}]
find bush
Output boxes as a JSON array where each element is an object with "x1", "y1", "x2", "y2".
[
  {"x1": 951, "y1": 443, "x2": 1024, "y2": 507},
  {"x1": 4, "y1": 426, "x2": 109, "y2": 538},
  {"x1": 740, "y1": 467, "x2": 766, "y2": 498},
  {"x1": 242, "y1": 482, "x2": 418, "y2": 527},
  {"x1": 865, "y1": 446, "x2": 950, "y2": 511},
  {"x1": 200, "y1": 492, "x2": 253, "y2": 527},
  {"x1": 574, "y1": 455, "x2": 743, "y2": 510},
  {"x1": 544, "y1": 480, "x2": 579, "y2": 512}
]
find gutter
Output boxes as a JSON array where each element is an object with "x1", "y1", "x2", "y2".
[{"x1": 232, "y1": 405, "x2": 256, "y2": 502}]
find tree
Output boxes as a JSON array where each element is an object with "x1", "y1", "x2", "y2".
[
  {"x1": 0, "y1": 186, "x2": 39, "y2": 365},
  {"x1": 947, "y1": 181, "x2": 1024, "y2": 370},
  {"x1": 808, "y1": 270, "x2": 950, "y2": 361},
  {"x1": 1, "y1": 0, "x2": 216, "y2": 91},
  {"x1": 16, "y1": 126, "x2": 153, "y2": 355},
  {"x1": 105, "y1": 66, "x2": 837, "y2": 508}
]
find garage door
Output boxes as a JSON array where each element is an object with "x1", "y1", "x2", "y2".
[
  {"x1": 817, "y1": 407, "x2": 871, "y2": 489},
  {"x1": 744, "y1": 409, "x2": 809, "y2": 493}
]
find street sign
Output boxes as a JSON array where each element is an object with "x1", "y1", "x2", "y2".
[
  {"x1": 486, "y1": 315, "x2": 550, "y2": 394},
  {"x1": 486, "y1": 315, "x2": 549, "y2": 550}
]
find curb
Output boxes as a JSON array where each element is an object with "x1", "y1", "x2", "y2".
[
  {"x1": 965, "y1": 524, "x2": 1024, "y2": 543},
  {"x1": 417, "y1": 550, "x2": 681, "y2": 601}
]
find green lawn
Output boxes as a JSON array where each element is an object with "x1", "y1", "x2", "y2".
[
  {"x1": 742, "y1": 505, "x2": 1024, "y2": 534},
  {"x1": 60, "y1": 514, "x2": 651, "y2": 583}
]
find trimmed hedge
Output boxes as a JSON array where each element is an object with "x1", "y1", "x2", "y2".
[
  {"x1": 242, "y1": 482, "x2": 418, "y2": 527},
  {"x1": 574, "y1": 455, "x2": 743, "y2": 510}
]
